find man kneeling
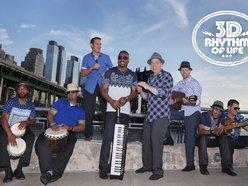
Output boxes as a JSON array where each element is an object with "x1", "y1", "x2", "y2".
[{"x1": 35, "y1": 83, "x2": 85, "y2": 185}]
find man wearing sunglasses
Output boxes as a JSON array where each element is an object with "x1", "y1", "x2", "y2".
[
  {"x1": 220, "y1": 99, "x2": 248, "y2": 175},
  {"x1": 35, "y1": 83, "x2": 85, "y2": 185},
  {"x1": 81, "y1": 37, "x2": 113, "y2": 141},
  {"x1": 98, "y1": 50, "x2": 137, "y2": 179}
]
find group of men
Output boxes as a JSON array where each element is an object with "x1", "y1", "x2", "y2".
[{"x1": 0, "y1": 36, "x2": 247, "y2": 184}]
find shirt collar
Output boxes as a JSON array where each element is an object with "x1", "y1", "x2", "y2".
[
  {"x1": 152, "y1": 70, "x2": 163, "y2": 78},
  {"x1": 182, "y1": 76, "x2": 192, "y2": 85},
  {"x1": 91, "y1": 52, "x2": 102, "y2": 59}
]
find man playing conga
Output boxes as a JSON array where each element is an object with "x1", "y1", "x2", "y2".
[
  {"x1": 0, "y1": 82, "x2": 36, "y2": 183},
  {"x1": 35, "y1": 83, "x2": 85, "y2": 185}
]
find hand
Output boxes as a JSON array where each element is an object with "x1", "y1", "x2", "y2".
[
  {"x1": 110, "y1": 100, "x2": 121, "y2": 110},
  {"x1": 118, "y1": 97, "x2": 128, "y2": 106},
  {"x1": 137, "y1": 82, "x2": 149, "y2": 90},
  {"x1": 216, "y1": 124, "x2": 225, "y2": 134},
  {"x1": 8, "y1": 133, "x2": 17, "y2": 146},
  {"x1": 51, "y1": 124, "x2": 60, "y2": 131},
  {"x1": 61, "y1": 124, "x2": 70, "y2": 131},
  {"x1": 18, "y1": 121, "x2": 27, "y2": 130},
  {"x1": 188, "y1": 95, "x2": 197, "y2": 103},
  {"x1": 137, "y1": 86, "x2": 143, "y2": 93},
  {"x1": 91, "y1": 63, "x2": 100, "y2": 70}
]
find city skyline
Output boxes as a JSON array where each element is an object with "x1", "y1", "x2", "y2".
[{"x1": 0, "y1": 0, "x2": 248, "y2": 109}]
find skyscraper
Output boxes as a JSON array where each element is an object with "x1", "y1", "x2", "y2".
[
  {"x1": 65, "y1": 56, "x2": 80, "y2": 86},
  {"x1": 44, "y1": 41, "x2": 59, "y2": 83},
  {"x1": 21, "y1": 48, "x2": 44, "y2": 76},
  {"x1": 56, "y1": 45, "x2": 66, "y2": 86}
]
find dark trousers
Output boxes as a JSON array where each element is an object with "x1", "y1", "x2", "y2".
[
  {"x1": 99, "y1": 112, "x2": 129, "y2": 173},
  {"x1": 184, "y1": 111, "x2": 201, "y2": 166},
  {"x1": 142, "y1": 117, "x2": 169, "y2": 175},
  {"x1": 0, "y1": 126, "x2": 35, "y2": 170},
  {"x1": 198, "y1": 135, "x2": 232, "y2": 168},
  {"x1": 228, "y1": 136, "x2": 248, "y2": 165},
  {"x1": 83, "y1": 85, "x2": 106, "y2": 138},
  {"x1": 35, "y1": 132, "x2": 77, "y2": 176}
]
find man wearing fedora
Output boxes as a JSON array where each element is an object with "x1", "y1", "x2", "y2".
[
  {"x1": 172, "y1": 61, "x2": 202, "y2": 172},
  {"x1": 35, "y1": 83, "x2": 85, "y2": 185},
  {"x1": 0, "y1": 82, "x2": 35, "y2": 183},
  {"x1": 197, "y1": 100, "x2": 235, "y2": 176},
  {"x1": 135, "y1": 52, "x2": 173, "y2": 180}
]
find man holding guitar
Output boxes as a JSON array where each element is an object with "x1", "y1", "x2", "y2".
[
  {"x1": 197, "y1": 100, "x2": 235, "y2": 176},
  {"x1": 172, "y1": 61, "x2": 202, "y2": 172},
  {"x1": 220, "y1": 99, "x2": 248, "y2": 173}
]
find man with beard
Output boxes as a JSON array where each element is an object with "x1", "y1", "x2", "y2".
[
  {"x1": 98, "y1": 50, "x2": 137, "y2": 179},
  {"x1": 0, "y1": 82, "x2": 36, "y2": 183}
]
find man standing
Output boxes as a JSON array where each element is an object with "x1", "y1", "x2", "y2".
[
  {"x1": 81, "y1": 37, "x2": 113, "y2": 140},
  {"x1": 172, "y1": 61, "x2": 202, "y2": 171},
  {"x1": 0, "y1": 83, "x2": 35, "y2": 183},
  {"x1": 135, "y1": 52, "x2": 173, "y2": 180},
  {"x1": 98, "y1": 51, "x2": 137, "y2": 179},
  {"x1": 35, "y1": 83, "x2": 85, "y2": 185},
  {"x1": 197, "y1": 100, "x2": 235, "y2": 176}
]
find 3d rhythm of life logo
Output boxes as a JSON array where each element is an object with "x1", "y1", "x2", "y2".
[{"x1": 192, "y1": 11, "x2": 248, "y2": 66}]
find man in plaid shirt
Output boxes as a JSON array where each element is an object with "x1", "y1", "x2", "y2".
[{"x1": 135, "y1": 52, "x2": 173, "y2": 180}]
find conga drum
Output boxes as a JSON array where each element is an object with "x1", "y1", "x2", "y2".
[
  {"x1": 7, "y1": 138, "x2": 27, "y2": 159},
  {"x1": 44, "y1": 127, "x2": 69, "y2": 157},
  {"x1": 11, "y1": 123, "x2": 26, "y2": 137}
]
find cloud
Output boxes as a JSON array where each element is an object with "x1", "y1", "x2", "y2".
[
  {"x1": 165, "y1": 0, "x2": 189, "y2": 27},
  {"x1": 20, "y1": 24, "x2": 36, "y2": 29},
  {"x1": 0, "y1": 28, "x2": 13, "y2": 45}
]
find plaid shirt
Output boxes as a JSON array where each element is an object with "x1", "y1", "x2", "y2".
[{"x1": 145, "y1": 70, "x2": 173, "y2": 122}]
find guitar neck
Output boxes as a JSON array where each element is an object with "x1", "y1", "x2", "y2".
[{"x1": 225, "y1": 121, "x2": 248, "y2": 130}]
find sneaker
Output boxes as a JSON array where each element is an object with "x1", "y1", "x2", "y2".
[
  {"x1": 182, "y1": 165, "x2": 195, "y2": 172},
  {"x1": 149, "y1": 174, "x2": 163, "y2": 180},
  {"x1": 99, "y1": 171, "x2": 108, "y2": 179},
  {"x1": 222, "y1": 168, "x2": 237, "y2": 176},
  {"x1": 135, "y1": 167, "x2": 152, "y2": 173},
  {"x1": 199, "y1": 166, "x2": 209, "y2": 175},
  {"x1": 14, "y1": 169, "x2": 25, "y2": 180}
]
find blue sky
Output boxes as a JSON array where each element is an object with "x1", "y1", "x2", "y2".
[{"x1": 0, "y1": 0, "x2": 248, "y2": 109}]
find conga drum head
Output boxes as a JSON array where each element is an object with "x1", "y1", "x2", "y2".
[
  {"x1": 44, "y1": 127, "x2": 68, "y2": 139},
  {"x1": 7, "y1": 138, "x2": 26, "y2": 158},
  {"x1": 11, "y1": 123, "x2": 26, "y2": 137}
]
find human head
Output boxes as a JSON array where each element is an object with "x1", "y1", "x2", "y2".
[
  {"x1": 16, "y1": 82, "x2": 29, "y2": 99},
  {"x1": 210, "y1": 100, "x2": 224, "y2": 119},
  {"x1": 227, "y1": 99, "x2": 240, "y2": 117},
  {"x1": 178, "y1": 61, "x2": 192, "y2": 79},
  {"x1": 66, "y1": 83, "x2": 79, "y2": 101},
  {"x1": 90, "y1": 37, "x2": 101, "y2": 53},
  {"x1": 118, "y1": 50, "x2": 129, "y2": 69},
  {"x1": 147, "y1": 52, "x2": 164, "y2": 75}
]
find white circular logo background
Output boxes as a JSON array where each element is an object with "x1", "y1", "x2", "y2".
[{"x1": 192, "y1": 11, "x2": 248, "y2": 66}]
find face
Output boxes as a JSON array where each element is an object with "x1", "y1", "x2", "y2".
[
  {"x1": 211, "y1": 107, "x2": 222, "y2": 119},
  {"x1": 67, "y1": 90, "x2": 78, "y2": 101},
  {"x1": 180, "y1": 68, "x2": 191, "y2": 79},
  {"x1": 118, "y1": 53, "x2": 129, "y2": 68},
  {"x1": 17, "y1": 85, "x2": 29, "y2": 98},
  {"x1": 90, "y1": 39, "x2": 101, "y2": 53},
  {"x1": 228, "y1": 103, "x2": 240, "y2": 117},
  {"x1": 150, "y1": 59, "x2": 163, "y2": 74}
]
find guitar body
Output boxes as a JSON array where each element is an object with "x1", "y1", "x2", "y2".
[
  {"x1": 171, "y1": 91, "x2": 185, "y2": 110},
  {"x1": 223, "y1": 118, "x2": 248, "y2": 134}
]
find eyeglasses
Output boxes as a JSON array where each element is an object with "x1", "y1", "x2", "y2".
[
  {"x1": 234, "y1": 107, "x2": 240, "y2": 111},
  {"x1": 67, "y1": 91, "x2": 78, "y2": 94},
  {"x1": 118, "y1": 56, "x2": 128, "y2": 60}
]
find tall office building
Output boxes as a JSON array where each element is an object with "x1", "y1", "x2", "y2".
[
  {"x1": 56, "y1": 45, "x2": 66, "y2": 86},
  {"x1": 44, "y1": 41, "x2": 59, "y2": 83},
  {"x1": 21, "y1": 48, "x2": 44, "y2": 76},
  {"x1": 65, "y1": 56, "x2": 80, "y2": 86}
]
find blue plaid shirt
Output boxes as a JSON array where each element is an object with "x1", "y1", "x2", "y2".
[
  {"x1": 220, "y1": 111, "x2": 245, "y2": 140},
  {"x1": 145, "y1": 70, "x2": 173, "y2": 122}
]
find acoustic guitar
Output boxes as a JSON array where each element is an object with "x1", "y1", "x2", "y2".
[
  {"x1": 222, "y1": 118, "x2": 248, "y2": 134},
  {"x1": 171, "y1": 91, "x2": 198, "y2": 110}
]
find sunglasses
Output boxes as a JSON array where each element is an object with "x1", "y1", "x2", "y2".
[
  {"x1": 118, "y1": 56, "x2": 128, "y2": 60},
  {"x1": 234, "y1": 107, "x2": 240, "y2": 111},
  {"x1": 67, "y1": 91, "x2": 78, "y2": 94}
]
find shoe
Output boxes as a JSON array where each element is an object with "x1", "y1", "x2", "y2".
[
  {"x1": 163, "y1": 137, "x2": 174, "y2": 146},
  {"x1": 99, "y1": 171, "x2": 108, "y2": 179},
  {"x1": 14, "y1": 169, "x2": 25, "y2": 180},
  {"x1": 182, "y1": 165, "x2": 195, "y2": 172},
  {"x1": 200, "y1": 166, "x2": 209, "y2": 175},
  {"x1": 85, "y1": 136, "x2": 92, "y2": 141},
  {"x1": 149, "y1": 174, "x2": 163, "y2": 180},
  {"x1": 40, "y1": 173, "x2": 52, "y2": 185},
  {"x1": 3, "y1": 172, "x2": 13, "y2": 183},
  {"x1": 135, "y1": 167, "x2": 152, "y2": 173},
  {"x1": 222, "y1": 168, "x2": 237, "y2": 176}
]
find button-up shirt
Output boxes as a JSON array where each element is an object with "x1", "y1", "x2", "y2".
[
  {"x1": 173, "y1": 76, "x2": 202, "y2": 116},
  {"x1": 82, "y1": 52, "x2": 113, "y2": 94},
  {"x1": 145, "y1": 70, "x2": 173, "y2": 122}
]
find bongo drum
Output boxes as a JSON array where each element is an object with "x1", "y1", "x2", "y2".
[
  {"x1": 44, "y1": 127, "x2": 69, "y2": 157},
  {"x1": 7, "y1": 138, "x2": 27, "y2": 158},
  {"x1": 11, "y1": 123, "x2": 26, "y2": 137}
]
